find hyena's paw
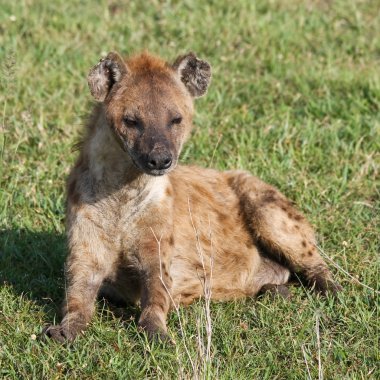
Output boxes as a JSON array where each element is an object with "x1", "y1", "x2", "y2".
[
  {"x1": 43, "y1": 322, "x2": 84, "y2": 343},
  {"x1": 306, "y1": 265, "x2": 342, "y2": 296},
  {"x1": 259, "y1": 284, "x2": 292, "y2": 300},
  {"x1": 138, "y1": 318, "x2": 171, "y2": 343},
  {"x1": 314, "y1": 279, "x2": 343, "y2": 296}
]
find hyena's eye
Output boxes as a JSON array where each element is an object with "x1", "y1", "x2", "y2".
[
  {"x1": 171, "y1": 116, "x2": 182, "y2": 125},
  {"x1": 123, "y1": 117, "x2": 138, "y2": 127}
]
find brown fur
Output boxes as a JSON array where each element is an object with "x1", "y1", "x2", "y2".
[{"x1": 44, "y1": 51, "x2": 340, "y2": 342}]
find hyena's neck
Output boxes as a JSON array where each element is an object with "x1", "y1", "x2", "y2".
[{"x1": 84, "y1": 108, "x2": 156, "y2": 198}]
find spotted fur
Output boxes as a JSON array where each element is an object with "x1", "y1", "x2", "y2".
[{"x1": 44, "y1": 51, "x2": 340, "y2": 342}]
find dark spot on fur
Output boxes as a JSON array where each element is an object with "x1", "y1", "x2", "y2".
[
  {"x1": 165, "y1": 187, "x2": 173, "y2": 197},
  {"x1": 302, "y1": 240, "x2": 307, "y2": 247},
  {"x1": 295, "y1": 224, "x2": 300, "y2": 230},
  {"x1": 308, "y1": 250, "x2": 313, "y2": 256},
  {"x1": 217, "y1": 211, "x2": 229, "y2": 223},
  {"x1": 226, "y1": 175, "x2": 235, "y2": 188},
  {"x1": 182, "y1": 293, "x2": 195, "y2": 299},
  {"x1": 262, "y1": 189, "x2": 277, "y2": 203},
  {"x1": 294, "y1": 214, "x2": 302, "y2": 221},
  {"x1": 169, "y1": 235, "x2": 174, "y2": 246}
]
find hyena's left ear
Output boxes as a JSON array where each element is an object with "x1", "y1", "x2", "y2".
[
  {"x1": 173, "y1": 52, "x2": 211, "y2": 97},
  {"x1": 87, "y1": 51, "x2": 127, "y2": 102}
]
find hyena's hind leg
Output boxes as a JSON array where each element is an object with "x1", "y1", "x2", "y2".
[
  {"x1": 226, "y1": 171, "x2": 341, "y2": 295},
  {"x1": 259, "y1": 284, "x2": 292, "y2": 299}
]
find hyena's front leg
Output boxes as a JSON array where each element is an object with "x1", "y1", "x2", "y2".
[
  {"x1": 227, "y1": 171, "x2": 341, "y2": 295},
  {"x1": 45, "y1": 220, "x2": 115, "y2": 342},
  {"x1": 136, "y1": 230, "x2": 173, "y2": 341}
]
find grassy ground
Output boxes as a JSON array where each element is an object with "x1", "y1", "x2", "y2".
[{"x1": 0, "y1": 0, "x2": 379, "y2": 378}]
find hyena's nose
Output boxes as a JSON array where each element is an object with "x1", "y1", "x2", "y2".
[{"x1": 147, "y1": 151, "x2": 172, "y2": 170}]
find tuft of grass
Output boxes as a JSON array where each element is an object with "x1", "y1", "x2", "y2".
[{"x1": 0, "y1": 0, "x2": 379, "y2": 378}]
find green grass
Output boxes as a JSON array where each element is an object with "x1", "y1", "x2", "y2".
[{"x1": 0, "y1": 0, "x2": 379, "y2": 378}]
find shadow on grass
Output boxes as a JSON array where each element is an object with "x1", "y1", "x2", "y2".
[
  {"x1": 0, "y1": 228, "x2": 66, "y2": 305},
  {"x1": 0, "y1": 228, "x2": 139, "y2": 322}
]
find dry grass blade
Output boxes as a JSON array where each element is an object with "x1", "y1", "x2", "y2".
[
  {"x1": 187, "y1": 199, "x2": 215, "y2": 378},
  {"x1": 316, "y1": 312, "x2": 323, "y2": 380},
  {"x1": 301, "y1": 344, "x2": 312, "y2": 380}
]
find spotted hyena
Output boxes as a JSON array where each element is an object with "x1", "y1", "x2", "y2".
[{"x1": 44, "y1": 51, "x2": 340, "y2": 342}]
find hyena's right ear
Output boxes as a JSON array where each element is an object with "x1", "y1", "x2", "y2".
[{"x1": 87, "y1": 52, "x2": 127, "y2": 102}]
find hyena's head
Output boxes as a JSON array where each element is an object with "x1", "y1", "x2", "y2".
[{"x1": 87, "y1": 51, "x2": 211, "y2": 176}]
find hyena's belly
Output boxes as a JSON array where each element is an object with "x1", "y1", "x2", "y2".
[{"x1": 170, "y1": 241, "x2": 264, "y2": 305}]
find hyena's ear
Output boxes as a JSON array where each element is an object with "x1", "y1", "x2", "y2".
[
  {"x1": 87, "y1": 52, "x2": 127, "y2": 102},
  {"x1": 173, "y1": 52, "x2": 211, "y2": 97}
]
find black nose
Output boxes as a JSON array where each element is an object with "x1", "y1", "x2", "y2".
[{"x1": 147, "y1": 152, "x2": 172, "y2": 170}]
